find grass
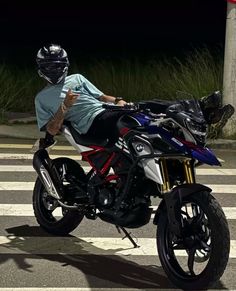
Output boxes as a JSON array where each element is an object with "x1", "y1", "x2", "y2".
[
  {"x1": 72, "y1": 47, "x2": 224, "y2": 102},
  {"x1": 0, "y1": 64, "x2": 45, "y2": 123},
  {"x1": 0, "y1": 47, "x2": 225, "y2": 138}
]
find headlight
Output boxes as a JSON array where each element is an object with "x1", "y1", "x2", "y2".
[{"x1": 185, "y1": 118, "x2": 207, "y2": 144}]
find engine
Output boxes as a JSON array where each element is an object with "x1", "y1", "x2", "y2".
[
  {"x1": 96, "y1": 181, "x2": 117, "y2": 208},
  {"x1": 95, "y1": 171, "x2": 128, "y2": 209}
]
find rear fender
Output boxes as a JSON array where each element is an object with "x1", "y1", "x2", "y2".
[{"x1": 153, "y1": 183, "x2": 212, "y2": 236}]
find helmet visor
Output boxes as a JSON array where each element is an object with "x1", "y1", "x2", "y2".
[
  {"x1": 38, "y1": 62, "x2": 68, "y2": 84},
  {"x1": 40, "y1": 63, "x2": 68, "y2": 73}
]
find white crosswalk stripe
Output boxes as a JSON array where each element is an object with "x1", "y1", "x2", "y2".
[
  {"x1": 0, "y1": 290, "x2": 157, "y2": 291},
  {"x1": 0, "y1": 141, "x2": 235, "y2": 290},
  {"x1": 1, "y1": 204, "x2": 236, "y2": 219},
  {"x1": 0, "y1": 165, "x2": 91, "y2": 172},
  {"x1": 0, "y1": 153, "x2": 82, "y2": 160},
  {"x1": 1, "y1": 164, "x2": 236, "y2": 175},
  {"x1": 1, "y1": 182, "x2": 235, "y2": 193},
  {"x1": 0, "y1": 152, "x2": 226, "y2": 163},
  {"x1": 0, "y1": 144, "x2": 75, "y2": 150},
  {"x1": 0, "y1": 236, "x2": 235, "y2": 257}
]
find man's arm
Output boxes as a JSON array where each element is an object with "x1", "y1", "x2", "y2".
[
  {"x1": 99, "y1": 94, "x2": 127, "y2": 106},
  {"x1": 46, "y1": 89, "x2": 79, "y2": 135}
]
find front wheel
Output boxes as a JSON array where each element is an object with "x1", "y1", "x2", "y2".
[{"x1": 157, "y1": 191, "x2": 230, "y2": 290}]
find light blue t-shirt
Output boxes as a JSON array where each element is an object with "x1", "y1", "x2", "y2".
[{"x1": 35, "y1": 74, "x2": 105, "y2": 134}]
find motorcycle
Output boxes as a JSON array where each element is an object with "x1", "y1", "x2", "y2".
[{"x1": 32, "y1": 97, "x2": 230, "y2": 290}]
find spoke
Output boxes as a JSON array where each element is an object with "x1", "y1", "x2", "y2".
[
  {"x1": 200, "y1": 240, "x2": 211, "y2": 252},
  {"x1": 202, "y1": 216, "x2": 209, "y2": 227},
  {"x1": 181, "y1": 209, "x2": 191, "y2": 219},
  {"x1": 190, "y1": 205, "x2": 204, "y2": 226},
  {"x1": 173, "y1": 243, "x2": 185, "y2": 250},
  {"x1": 62, "y1": 163, "x2": 67, "y2": 180},
  {"x1": 187, "y1": 248, "x2": 196, "y2": 276},
  {"x1": 192, "y1": 204, "x2": 198, "y2": 216}
]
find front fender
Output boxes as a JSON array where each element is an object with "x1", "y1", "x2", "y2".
[{"x1": 153, "y1": 183, "x2": 212, "y2": 234}]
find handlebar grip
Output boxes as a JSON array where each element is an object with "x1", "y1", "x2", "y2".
[
  {"x1": 102, "y1": 103, "x2": 138, "y2": 111},
  {"x1": 102, "y1": 104, "x2": 122, "y2": 110}
]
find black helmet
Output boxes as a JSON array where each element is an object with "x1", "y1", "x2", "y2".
[{"x1": 36, "y1": 44, "x2": 69, "y2": 84}]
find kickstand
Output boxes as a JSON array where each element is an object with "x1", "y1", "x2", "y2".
[{"x1": 115, "y1": 225, "x2": 140, "y2": 248}]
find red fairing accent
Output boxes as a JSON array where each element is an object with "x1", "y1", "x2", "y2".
[
  {"x1": 101, "y1": 152, "x2": 116, "y2": 175},
  {"x1": 227, "y1": 0, "x2": 236, "y2": 3},
  {"x1": 90, "y1": 145, "x2": 105, "y2": 150},
  {"x1": 119, "y1": 127, "x2": 130, "y2": 136},
  {"x1": 81, "y1": 147, "x2": 116, "y2": 175},
  {"x1": 105, "y1": 174, "x2": 119, "y2": 182},
  {"x1": 177, "y1": 138, "x2": 203, "y2": 151},
  {"x1": 81, "y1": 146, "x2": 106, "y2": 170}
]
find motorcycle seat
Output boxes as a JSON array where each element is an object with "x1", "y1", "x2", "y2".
[{"x1": 63, "y1": 120, "x2": 108, "y2": 147}]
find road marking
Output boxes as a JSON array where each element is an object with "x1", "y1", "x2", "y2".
[
  {"x1": 0, "y1": 152, "x2": 226, "y2": 164},
  {"x1": 0, "y1": 144, "x2": 75, "y2": 151},
  {"x1": 0, "y1": 182, "x2": 235, "y2": 193},
  {"x1": 0, "y1": 182, "x2": 35, "y2": 190},
  {"x1": 0, "y1": 165, "x2": 92, "y2": 172},
  {"x1": 0, "y1": 289, "x2": 165, "y2": 291},
  {"x1": 0, "y1": 164, "x2": 236, "y2": 176},
  {"x1": 196, "y1": 168, "x2": 236, "y2": 175},
  {"x1": 0, "y1": 204, "x2": 235, "y2": 219},
  {"x1": 0, "y1": 236, "x2": 235, "y2": 257},
  {"x1": 150, "y1": 206, "x2": 236, "y2": 219},
  {"x1": 0, "y1": 153, "x2": 82, "y2": 160}
]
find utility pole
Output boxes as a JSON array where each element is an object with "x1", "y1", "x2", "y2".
[{"x1": 223, "y1": 0, "x2": 236, "y2": 137}]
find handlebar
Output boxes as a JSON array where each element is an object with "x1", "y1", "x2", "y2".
[
  {"x1": 102, "y1": 102, "x2": 165, "y2": 119},
  {"x1": 102, "y1": 102, "x2": 139, "y2": 111}
]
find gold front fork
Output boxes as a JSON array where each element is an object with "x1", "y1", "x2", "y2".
[
  {"x1": 160, "y1": 159, "x2": 195, "y2": 193},
  {"x1": 159, "y1": 159, "x2": 170, "y2": 193},
  {"x1": 184, "y1": 159, "x2": 195, "y2": 184}
]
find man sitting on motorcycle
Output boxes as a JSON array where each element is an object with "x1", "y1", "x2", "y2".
[{"x1": 35, "y1": 43, "x2": 234, "y2": 143}]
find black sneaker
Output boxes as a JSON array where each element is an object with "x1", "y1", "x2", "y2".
[
  {"x1": 199, "y1": 91, "x2": 222, "y2": 111},
  {"x1": 209, "y1": 104, "x2": 235, "y2": 127}
]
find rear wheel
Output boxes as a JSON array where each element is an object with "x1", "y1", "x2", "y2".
[
  {"x1": 33, "y1": 158, "x2": 87, "y2": 235},
  {"x1": 157, "y1": 191, "x2": 230, "y2": 290}
]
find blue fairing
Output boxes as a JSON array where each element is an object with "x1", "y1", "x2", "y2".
[
  {"x1": 143, "y1": 124, "x2": 221, "y2": 166},
  {"x1": 132, "y1": 114, "x2": 220, "y2": 166},
  {"x1": 132, "y1": 113, "x2": 151, "y2": 126},
  {"x1": 191, "y1": 147, "x2": 221, "y2": 166}
]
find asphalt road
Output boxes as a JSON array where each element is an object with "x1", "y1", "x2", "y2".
[{"x1": 0, "y1": 137, "x2": 235, "y2": 290}]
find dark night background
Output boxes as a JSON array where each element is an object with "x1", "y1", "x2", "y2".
[{"x1": 0, "y1": 0, "x2": 228, "y2": 66}]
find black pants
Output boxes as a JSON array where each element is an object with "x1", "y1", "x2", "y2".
[
  {"x1": 86, "y1": 110, "x2": 126, "y2": 145},
  {"x1": 85, "y1": 97, "x2": 224, "y2": 146},
  {"x1": 86, "y1": 100, "x2": 173, "y2": 144}
]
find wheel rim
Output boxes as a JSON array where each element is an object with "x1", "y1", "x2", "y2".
[
  {"x1": 37, "y1": 159, "x2": 81, "y2": 224},
  {"x1": 163, "y1": 201, "x2": 212, "y2": 279},
  {"x1": 39, "y1": 188, "x2": 68, "y2": 223}
]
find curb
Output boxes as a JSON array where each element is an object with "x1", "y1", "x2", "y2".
[
  {"x1": 8, "y1": 116, "x2": 37, "y2": 125},
  {"x1": 207, "y1": 139, "x2": 236, "y2": 150},
  {"x1": 0, "y1": 117, "x2": 236, "y2": 149}
]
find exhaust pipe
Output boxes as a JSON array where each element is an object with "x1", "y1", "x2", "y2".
[{"x1": 33, "y1": 149, "x2": 64, "y2": 200}]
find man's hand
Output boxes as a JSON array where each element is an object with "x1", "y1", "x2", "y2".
[
  {"x1": 46, "y1": 89, "x2": 79, "y2": 136},
  {"x1": 116, "y1": 99, "x2": 127, "y2": 106},
  {"x1": 64, "y1": 88, "x2": 79, "y2": 108},
  {"x1": 99, "y1": 94, "x2": 127, "y2": 106}
]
